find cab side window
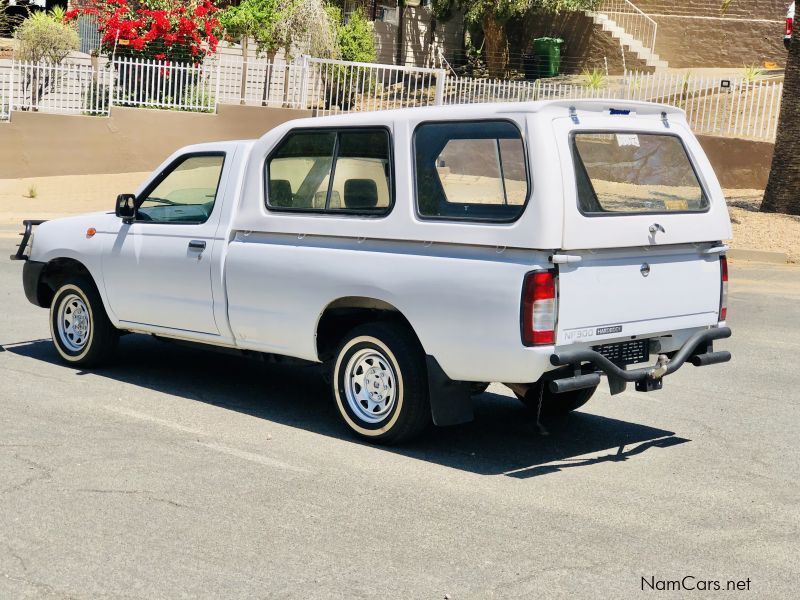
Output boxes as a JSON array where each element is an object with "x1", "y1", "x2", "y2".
[
  {"x1": 138, "y1": 154, "x2": 225, "y2": 224},
  {"x1": 266, "y1": 128, "x2": 392, "y2": 215},
  {"x1": 414, "y1": 120, "x2": 529, "y2": 222}
]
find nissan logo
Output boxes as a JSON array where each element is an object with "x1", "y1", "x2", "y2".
[{"x1": 640, "y1": 263, "x2": 651, "y2": 277}]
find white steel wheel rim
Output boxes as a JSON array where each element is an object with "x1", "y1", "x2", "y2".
[
  {"x1": 344, "y1": 348, "x2": 398, "y2": 424},
  {"x1": 56, "y1": 293, "x2": 91, "y2": 353}
]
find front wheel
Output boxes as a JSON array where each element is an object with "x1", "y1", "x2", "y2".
[
  {"x1": 50, "y1": 277, "x2": 118, "y2": 367},
  {"x1": 516, "y1": 383, "x2": 596, "y2": 416},
  {"x1": 331, "y1": 322, "x2": 431, "y2": 444}
]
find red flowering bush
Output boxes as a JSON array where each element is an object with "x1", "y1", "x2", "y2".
[{"x1": 66, "y1": 0, "x2": 221, "y2": 63}]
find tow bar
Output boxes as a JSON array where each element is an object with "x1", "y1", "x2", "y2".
[{"x1": 549, "y1": 327, "x2": 732, "y2": 395}]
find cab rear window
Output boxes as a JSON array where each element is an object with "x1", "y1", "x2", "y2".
[{"x1": 572, "y1": 133, "x2": 708, "y2": 215}]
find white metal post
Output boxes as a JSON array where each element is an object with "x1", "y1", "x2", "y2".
[
  {"x1": 8, "y1": 61, "x2": 14, "y2": 117},
  {"x1": 434, "y1": 68, "x2": 446, "y2": 105},
  {"x1": 214, "y1": 58, "x2": 222, "y2": 113},
  {"x1": 108, "y1": 58, "x2": 115, "y2": 113}
]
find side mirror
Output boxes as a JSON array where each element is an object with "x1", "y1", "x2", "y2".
[{"x1": 115, "y1": 193, "x2": 137, "y2": 224}]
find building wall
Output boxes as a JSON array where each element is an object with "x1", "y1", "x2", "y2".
[
  {"x1": 634, "y1": 0, "x2": 788, "y2": 68},
  {"x1": 0, "y1": 104, "x2": 310, "y2": 178},
  {"x1": 373, "y1": 6, "x2": 464, "y2": 67},
  {"x1": 517, "y1": 11, "x2": 653, "y2": 75}
]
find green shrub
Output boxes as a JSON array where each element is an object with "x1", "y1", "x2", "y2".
[
  {"x1": 336, "y1": 8, "x2": 377, "y2": 63},
  {"x1": 15, "y1": 10, "x2": 79, "y2": 63}
]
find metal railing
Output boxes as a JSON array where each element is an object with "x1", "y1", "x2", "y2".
[
  {"x1": 0, "y1": 56, "x2": 784, "y2": 142},
  {"x1": 0, "y1": 67, "x2": 9, "y2": 120},
  {"x1": 592, "y1": 0, "x2": 658, "y2": 56},
  {"x1": 77, "y1": 14, "x2": 101, "y2": 56},
  {"x1": 112, "y1": 56, "x2": 216, "y2": 112},
  {"x1": 10, "y1": 60, "x2": 111, "y2": 115},
  {"x1": 214, "y1": 56, "x2": 307, "y2": 108}
]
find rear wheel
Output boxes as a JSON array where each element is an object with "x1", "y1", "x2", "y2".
[
  {"x1": 331, "y1": 322, "x2": 431, "y2": 444},
  {"x1": 50, "y1": 277, "x2": 118, "y2": 367},
  {"x1": 516, "y1": 382, "x2": 596, "y2": 416}
]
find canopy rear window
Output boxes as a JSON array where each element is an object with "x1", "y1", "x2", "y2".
[{"x1": 572, "y1": 133, "x2": 708, "y2": 215}]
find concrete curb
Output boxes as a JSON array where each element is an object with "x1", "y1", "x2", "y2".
[{"x1": 728, "y1": 249, "x2": 789, "y2": 264}]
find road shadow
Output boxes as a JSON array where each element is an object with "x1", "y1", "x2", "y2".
[{"x1": 4, "y1": 335, "x2": 689, "y2": 477}]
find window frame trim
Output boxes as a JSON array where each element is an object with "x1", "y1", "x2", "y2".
[
  {"x1": 569, "y1": 130, "x2": 711, "y2": 218},
  {"x1": 134, "y1": 151, "x2": 227, "y2": 226},
  {"x1": 264, "y1": 125, "x2": 396, "y2": 218},
  {"x1": 412, "y1": 118, "x2": 532, "y2": 224}
]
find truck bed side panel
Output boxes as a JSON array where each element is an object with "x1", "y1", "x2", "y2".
[{"x1": 224, "y1": 234, "x2": 553, "y2": 383}]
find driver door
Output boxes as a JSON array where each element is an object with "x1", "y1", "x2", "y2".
[{"x1": 102, "y1": 152, "x2": 229, "y2": 335}]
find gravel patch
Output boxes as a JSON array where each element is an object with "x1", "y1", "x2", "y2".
[{"x1": 725, "y1": 189, "x2": 800, "y2": 263}]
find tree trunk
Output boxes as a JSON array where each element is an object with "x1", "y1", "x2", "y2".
[
  {"x1": 395, "y1": 1, "x2": 405, "y2": 66},
  {"x1": 482, "y1": 14, "x2": 508, "y2": 79},
  {"x1": 761, "y1": 23, "x2": 800, "y2": 214},
  {"x1": 262, "y1": 49, "x2": 277, "y2": 107}
]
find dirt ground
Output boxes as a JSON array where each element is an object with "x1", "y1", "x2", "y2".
[
  {"x1": 726, "y1": 189, "x2": 800, "y2": 262},
  {"x1": 0, "y1": 173, "x2": 796, "y2": 261},
  {"x1": 0, "y1": 172, "x2": 150, "y2": 229}
]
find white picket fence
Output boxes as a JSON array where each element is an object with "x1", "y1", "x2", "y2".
[
  {"x1": 0, "y1": 67, "x2": 9, "y2": 121},
  {"x1": 440, "y1": 72, "x2": 784, "y2": 142},
  {"x1": 10, "y1": 61, "x2": 112, "y2": 115},
  {"x1": 214, "y1": 56, "x2": 308, "y2": 108},
  {"x1": 0, "y1": 55, "x2": 785, "y2": 142},
  {"x1": 112, "y1": 56, "x2": 216, "y2": 112}
]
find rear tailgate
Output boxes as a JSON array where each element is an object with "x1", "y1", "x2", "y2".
[{"x1": 556, "y1": 248, "x2": 723, "y2": 346}]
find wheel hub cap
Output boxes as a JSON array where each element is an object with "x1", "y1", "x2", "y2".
[
  {"x1": 344, "y1": 349, "x2": 397, "y2": 424},
  {"x1": 56, "y1": 293, "x2": 91, "y2": 353}
]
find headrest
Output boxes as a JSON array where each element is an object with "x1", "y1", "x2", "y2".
[
  {"x1": 269, "y1": 179, "x2": 293, "y2": 207},
  {"x1": 344, "y1": 179, "x2": 378, "y2": 209}
]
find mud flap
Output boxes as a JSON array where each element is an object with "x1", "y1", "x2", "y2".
[{"x1": 425, "y1": 356, "x2": 474, "y2": 427}]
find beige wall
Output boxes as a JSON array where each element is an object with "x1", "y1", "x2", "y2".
[
  {"x1": 0, "y1": 104, "x2": 311, "y2": 179},
  {"x1": 697, "y1": 135, "x2": 774, "y2": 190},
  {"x1": 632, "y1": 0, "x2": 787, "y2": 68},
  {"x1": 374, "y1": 6, "x2": 464, "y2": 67},
  {"x1": 0, "y1": 105, "x2": 772, "y2": 190},
  {"x1": 517, "y1": 11, "x2": 652, "y2": 75}
]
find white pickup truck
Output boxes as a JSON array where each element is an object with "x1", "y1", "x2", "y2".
[{"x1": 13, "y1": 100, "x2": 732, "y2": 444}]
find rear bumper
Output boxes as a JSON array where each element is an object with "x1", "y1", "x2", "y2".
[
  {"x1": 22, "y1": 260, "x2": 46, "y2": 307},
  {"x1": 549, "y1": 327, "x2": 731, "y2": 395}
]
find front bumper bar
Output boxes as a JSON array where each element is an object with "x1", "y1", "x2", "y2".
[
  {"x1": 10, "y1": 219, "x2": 46, "y2": 261},
  {"x1": 549, "y1": 327, "x2": 732, "y2": 395}
]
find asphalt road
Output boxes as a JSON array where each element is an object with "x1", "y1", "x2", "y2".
[{"x1": 1, "y1": 238, "x2": 798, "y2": 599}]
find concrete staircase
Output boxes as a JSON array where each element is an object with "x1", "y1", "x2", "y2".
[{"x1": 586, "y1": 9, "x2": 669, "y2": 71}]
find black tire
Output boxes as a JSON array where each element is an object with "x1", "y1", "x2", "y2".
[
  {"x1": 517, "y1": 382, "x2": 596, "y2": 416},
  {"x1": 331, "y1": 322, "x2": 431, "y2": 444},
  {"x1": 49, "y1": 276, "x2": 118, "y2": 367},
  {"x1": 470, "y1": 382, "x2": 490, "y2": 396}
]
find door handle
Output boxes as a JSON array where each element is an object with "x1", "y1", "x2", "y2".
[{"x1": 188, "y1": 240, "x2": 206, "y2": 251}]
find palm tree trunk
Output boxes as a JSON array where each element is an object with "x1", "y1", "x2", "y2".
[{"x1": 761, "y1": 23, "x2": 800, "y2": 214}]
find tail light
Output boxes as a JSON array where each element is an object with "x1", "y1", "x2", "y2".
[
  {"x1": 787, "y1": 17, "x2": 794, "y2": 37},
  {"x1": 719, "y1": 255, "x2": 728, "y2": 322},
  {"x1": 522, "y1": 270, "x2": 557, "y2": 346}
]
